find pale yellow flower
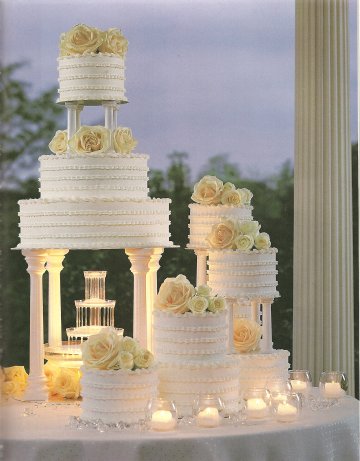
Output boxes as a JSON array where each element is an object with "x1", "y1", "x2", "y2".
[
  {"x1": 48, "y1": 130, "x2": 68, "y2": 154},
  {"x1": 113, "y1": 127, "x2": 138, "y2": 154},
  {"x1": 234, "y1": 318, "x2": 262, "y2": 353},
  {"x1": 60, "y1": 24, "x2": 103, "y2": 56},
  {"x1": 69, "y1": 126, "x2": 110, "y2": 154},
  {"x1": 191, "y1": 175, "x2": 224, "y2": 205},
  {"x1": 99, "y1": 28, "x2": 128, "y2": 57},
  {"x1": 155, "y1": 274, "x2": 195, "y2": 314}
]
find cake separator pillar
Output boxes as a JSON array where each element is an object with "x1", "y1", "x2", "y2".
[
  {"x1": 46, "y1": 249, "x2": 68, "y2": 348},
  {"x1": 65, "y1": 102, "x2": 83, "y2": 141},
  {"x1": 251, "y1": 299, "x2": 260, "y2": 323},
  {"x1": 22, "y1": 250, "x2": 48, "y2": 401},
  {"x1": 146, "y1": 248, "x2": 163, "y2": 352},
  {"x1": 194, "y1": 249, "x2": 208, "y2": 286},
  {"x1": 260, "y1": 298, "x2": 274, "y2": 353}
]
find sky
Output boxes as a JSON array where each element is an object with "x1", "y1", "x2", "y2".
[{"x1": 2, "y1": 0, "x2": 357, "y2": 179}]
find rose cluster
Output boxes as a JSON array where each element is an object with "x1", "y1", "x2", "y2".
[
  {"x1": 1, "y1": 366, "x2": 28, "y2": 399},
  {"x1": 206, "y1": 217, "x2": 271, "y2": 251},
  {"x1": 233, "y1": 318, "x2": 262, "y2": 353},
  {"x1": 60, "y1": 24, "x2": 128, "y2": 57},
  {"x1": 81, "y1": 327, "x2": 154, "y2": 371},
  {"x1": 191, "y1": 175, "x2": 253, "y2": 207},
  {"x1": 44, "y1": 363, "x2": 81, "y2": 400},
  {"x1": 155, "y1": 274, "x2": 227, "y2": 315},
  {"x1": 48, "y1": 126, "x2": 138, "y2": 155}
]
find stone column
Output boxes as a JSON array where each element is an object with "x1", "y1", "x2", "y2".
[
  {"x1": 46, "y1": 249, "x2": 68, "y2": 348},
  {"x1": 194, "y1": 249, "x2": 207, "y2": 286},
  {"x1": 146, "y1": 248, "x2": 163, "y2": 352},
  {"x1": 260, "y1": 298, "x2": 273, "y2": 353},
  {"x1": 22, "y1": 250, "x2": 48, "y2": 401},
  {"x1": 294, "y1": 0, "x2": 354, "y2": 393},
  {"x1": 125, "y1": 248, "x2": 153, "y2": 348}
]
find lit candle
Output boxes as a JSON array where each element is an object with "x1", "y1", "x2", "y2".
[
  {"x1": 290, "y1": 380, "x2": 307, "y2": 393},
  {"x1": 323, "y1": 382, "x2": 345, "y2": 399},
  {"x1": 246, "y1": 398, "x2": 268, "y2": 418},
  {"x1": 151, "y1": 410, "x2": 176, "y2": 431},
  {"x1": 196, "y1": 407, "x2": 220, "y2": 427},
  {"x1": 276, "y1": 402, "x2": 298, "y2": 422}
]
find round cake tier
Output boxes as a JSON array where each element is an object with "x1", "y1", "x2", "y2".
[
  {"x1": 153, "y1": 310, "x2": 229, "y2": 362},
  {"x1": 17, "y1": 198, "x2": 173, "y2": 249},
  {"x1": 158, "y1": 356, "x2": 240, "y2": 417},
  {"x1": 81, "y1": 367, "x2": 158, "y2": 424},
  {"x1": 207, "y1": 248, "x2": 279, "y2": 300},
  {"x1": 187, "y1": 203, "x2": 253, "y2": 249},
  {"x1": 57, "y1": 54, "x2": 126, "y2": 104},
  {"x1": 237, "y1": 350, "x2": 290, "y2": 392},
  {"x1": 39, "y1": 153, "x2": 149, "y2": 200}
]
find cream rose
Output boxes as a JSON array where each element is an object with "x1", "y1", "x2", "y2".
[
  {"x1": 1, "y1": 380, "x2": 24, "y2": 398},
  {"x1": 119, "y1": 337, "x2": 140, "y2": 356},
  {"x1": 81, "y1": 327, "x2": 121, "y2": 370},
  {"x1": 220, "y1": 188, "x2": 243, "y2": 206},
  {"x1": 223, "y1": 182, "x2": 236, "y2": 192},
  {"x1": 196, "y1": 285, "x2": 212, "y2": 297},
  {"x1": 254, "y1": 232, "x2": 271, "y2": 250},
  {"x1": 239, "y1": 188, "x2": 253, "y2": 205},
  {"x1": 191, "y1": 175, "x2": 224, "y2": 205},
  {"x1": 206, "y1": 218, "x2": 237, "y2": 249},
  {"x1": 99, "y1": 28, "x2": 128, "y2": 56},
  {"x1": 188, "y1": 295, "x2": 209, "y2": 315},
  {"x1": 3, "y1": 366, "x2": 28, "y2": 386},
  {"x1": 155, "y1": 274, "x2": 195, "y2": 314},
  {"x1": 51, "y1": 368, "x2": 80, "y2": 399},
  {"x1": 69, "y1": 126, "x2": 110, "y2": 154},
  {"x1": 238, "y1": 220, "x2": 260, "y2": 237},
  {"x1": 234, "y1": 234, "x2": 254, "y2": 251},
  {"x1": 134, "y1": 349, "x2": 154, "y2": 369},
  {"x1": 117, "y1": 351, "x2": 134, "y2": 370},
  {"x1": 48, "y1": 130, "x2": 68, "y2": 154},
  {"x1": 208, "y1": 296, "x2": 227, "y2": 313},
  {"x1": 233, "y1": 318, "x2": 262, "y2": 353},
  {"x1": 60, "y1": 24, "x2": 103, "y2": 56},
  {"x1": 44, "y1": 362, "x2": 59, "y2": 388},
  {"x1": 113, "y1": 127, "x2": 138, "y2": 154}
]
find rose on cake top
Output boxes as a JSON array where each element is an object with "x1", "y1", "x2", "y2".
[
  {"x1": 81, "y1": 327, "x2": 154, "y2": 371},
  {"x1": 60, "y1": 24, "x2": 128, "y2": 57},
  {"x1": 206, "y1": 217, "x2": 271, "y2": 251},
  {"x1": 48, "y1": 126, "x2": 138, "y2": 155},
  {"x1": 191, "y1": 175, "x2": 253, "y2": 207},
  {"x1": 155, "y1": 274, "x2": 226, "y2": 315},
  {"x1": 233, "y1": 318, "x2": 262, "y2": 353}
]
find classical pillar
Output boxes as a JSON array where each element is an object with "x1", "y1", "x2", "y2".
[
  {"x1": 226, "y1": 297, "x2": 236, "y2": 353},
  {"x1": 46, "y1": 249, "x2": 68, "y2": 347},
  {"x1": 294, "y1": 0, "x2": 354, "y2": 393},
  {"x1": 251, "y1": 299, "x2": 260, "y2": 323},
  {"x1": 260, "y1": 298, "x2": 273, "y2": 353},
  {"x1": 66, "y1": 103, "x2": 82, "y2": 140},
  {"x1": 22, "y1": 250, "x2": 48, "y2": 401},
  {"x1": 146, "y1": 248, "x2": 163, "y2": 352},
  {"x1": 194, "y1": 249, "x2": 207, "y2": 286},
  {"x1": 125, "y1": 248, "x2": 153, "y2": 348}
]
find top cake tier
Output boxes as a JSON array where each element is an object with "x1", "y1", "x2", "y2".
[{"x1": 57, "y1": 25, "x2": 128, "y2": 105}]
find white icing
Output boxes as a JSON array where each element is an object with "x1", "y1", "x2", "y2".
[{"x1": 57, "y1": 54, "x2": 126, "y2": 104}]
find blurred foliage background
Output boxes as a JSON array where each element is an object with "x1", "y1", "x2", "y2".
[{"x1": 1, "y1": 64, "x2": 358, "y2": 395}]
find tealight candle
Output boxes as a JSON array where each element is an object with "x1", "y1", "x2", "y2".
[
  {"x1": 151, "y1": 410, "x2": 177, "y2": 431},
  {"x1": 246, "y1": 398, "x2": 268, "y2": 419},
  {"x1": 276, "y1": 402, "x2": 298, "y2": 422},
  {"x1": 290, "y1": 380, "x2": 307, "y2": 392},
  {"x1": 196, "y1": 407, "x2": 220, "y2": 428},
  {"x1": 324, "y1": 382, "x2": 345, "y2": 399}
]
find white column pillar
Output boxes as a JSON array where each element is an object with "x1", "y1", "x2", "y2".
[
  {"x1": 75, "y1": 105, "x2": 83, "y2": 132},
  {"x1": 260, "y1": 298, "x2": 273, "y2": 353},
  {"x1": 46, "y1": 249, "x2": 68, "y2": 348},
  {"x1": 194, "y1": 249, "x2": 207, "y2": 286},
  {"x1": 125, "y1": 248, "x2": 153, "y2": 349},
  {"x1": 226, "y1": 297, "x2": 236, "y2": 353},
  {"x1": 294, "y1": 0, "x2": 354, "y2": 394},
  {"x1": 65, "y1": 103, "x2": 80, "y2": 141},
  {"x1": 251, "y1": 299, "x2": 260, "y2": 323},
  {"x1": 22, "y1": 250, "x2": 48, "y2": 401},
  {"x1": 146, "y1": 248, "x2": 163, "y2": 352}
]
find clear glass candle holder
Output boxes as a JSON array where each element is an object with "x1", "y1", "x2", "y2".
[
  {"x1": 271, "y1": 392, "x2": 301, "y2": 423},
  {"x1": 319, "y1": 372, "x2": 348, "y2": 400},
  {"x1": 266, "y1": 378, "x2": 292, "y2": 395},
  {"x1": 289, "y1": 370, "x2": 312, "y2": 395},
  {"x1": 243, "y1": 388, "x2": 271, "y2": 420},
  {"x1": 193, "y1": 394, "x2": 225, "y2": 428},
  {"x1": 146, "y1": 398, "x2": 178, "y2": 431}
]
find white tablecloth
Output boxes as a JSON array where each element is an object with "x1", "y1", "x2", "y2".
[{"x1": 1, "y1": 396, "x2": 359, "y2": 461}]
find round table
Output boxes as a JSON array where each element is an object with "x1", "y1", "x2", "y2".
[{"x1": 2, "y1": 396, "x2": 359, "y2": 461}]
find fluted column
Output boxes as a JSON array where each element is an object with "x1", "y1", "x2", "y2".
[
  {"x1": 260, "y1": 298, "x2": 273, "y2": 353},
  {"x1": 46, "y1": 249, "x2": 68, "y2": 347},
  {"x1": 22, "y1": 250, "x2": 48, "y2": 401},
  {"x1": 251, "y1": 299, "x2": 260, "y2": 323},
  {"x1": 126, "y1": 248, "x2": 153, "y2": 348},
  {"x1": 294, "y1": 0, "x2": 354, "y2": 394},
  {"x1": 194, "y1": 249, "x2": 207, "y2": 286},
  {"x1": 146, "y1": 248, "x2": 163, "y2": 352}
]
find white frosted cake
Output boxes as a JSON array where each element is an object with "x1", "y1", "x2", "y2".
[{"x1": 154, "y1": 275, "x2": 239, "y2": 416}]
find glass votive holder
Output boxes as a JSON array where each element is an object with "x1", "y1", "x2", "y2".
[
  {"x1": 243, "y1": 388, "x2": 271, "y2": 420},
  {"x1": 289, "y1": 370, "x2": 312, "y2": 395},
  {"x1": 319, "y1": 372, "x2": 347, "y2": 400},
  {"x1": 146, "y1": 398, "x2": 178, "y2": 431},
  {"x1": 266, "y1": 378, "x2": 292, "y2": 395},
  {"x1": 193, "y1": 394, "x2": 225, "y2": 428},
  {"x1": 271, "y1": 392, "x2": 301, "y2": 423}
]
